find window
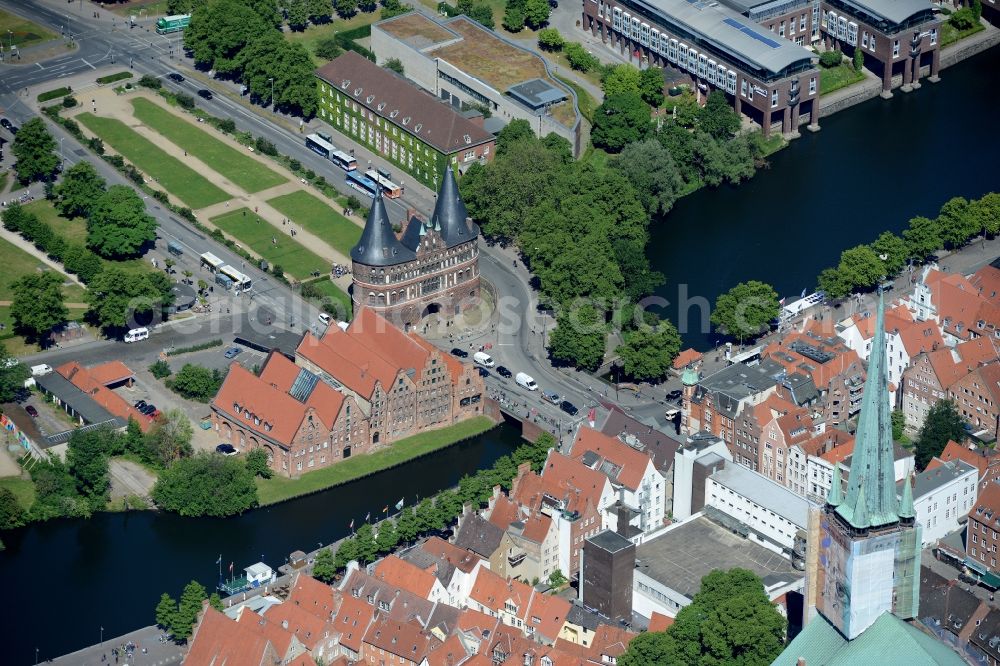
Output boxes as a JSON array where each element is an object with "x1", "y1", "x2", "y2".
[
  {"x1": 862, "y1": 31, "x2": 868, "y2": 48},
  {"x1": 809, "y1": 77, "x2": 817, "y2": 95},
  {"x1": 741, "y1": 79, "x2": 748, "y2": 97},
  {"x1": 870, "y1": 35, "x2": 876, "y2": 51},
  {"x1": 771, "y1": 90, "x2": 779, "y2": 108},
  {"x1": 931, "y1": 28, "x2": 937, "y2": 46},
  {"x1": 893, "y1": 39, "x2": 900, "y2": 58},
  {"x1": 779, "y1": 20, "x2": 785, "y2": 37}
]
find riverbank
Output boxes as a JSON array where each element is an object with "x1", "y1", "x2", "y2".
[{"x1": 255, "y1": 416, "x2": 498, "y2": 506}]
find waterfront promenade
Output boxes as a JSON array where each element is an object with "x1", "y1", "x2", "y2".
[{"x1": 48, "y1": 625, "x2": 182, "y2": 666}]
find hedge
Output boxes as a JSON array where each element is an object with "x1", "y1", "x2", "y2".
[
  {"x1": 37, "y1": 86, "x2": 72, "y2": 102},
  {"x1": 1, "y1": 205, "x2": 104, "y2": 283},
  {"x1": 97, "y1": 71, "x2": 133, "y2": 85},
  {"x1": 166, "y1": 339, "x2": 223, "y2": 356}
]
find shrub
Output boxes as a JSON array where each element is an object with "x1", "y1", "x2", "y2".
[
  {"x1": 175, "y1": 93, "x2": 195, "y2": 110},
  {"x1": 138, "y1": 75, "x2": 162, "y2": 89},
  {"x1": 149, "y1": 359, "x2": 172, "y2": 379},
  {"x1": 565, "y1": 42, "x2": 599, "y2": 72},
  {"x1": 96, "y1": 71, "x2": 133, "y2": 85},
  {"x1": 949, "y1": 7, "x2": 978, "y2": 29},
  {"x1": 151, "y1": 190, "x2": 170, "y2": 204},
  {"x1": 105, "y1": 155, "x2": 125, "y2": 169},
  {"x1": 289, "y1": 158, "x2": 301, "y2": 172},
  {"x1": 166, "y1": 339, "x2": 224, "y2": 356},
  {"x1": 217, "y1": 118, "x2": 236, "y2": 133},
  {"x1": 177, "y1": 208, "x2": 196, "y2": 223},
  {"x1": 62, "y1": 96, "x2": 78, "y2": 109},
  {"x1": 819, "y1": 50, "x2": 843, "y2": 68},
  {"x1": 38, "y1": 86, "x2": 72, "y2": 102},
  {"x1": 88, "y1": 137, "x2": 104, "y2": 155},
  {"x1": 538, "y1": 28, "x2": 564, "y2": 52},
  {"x1": 255, "y1": 137, "x2": 277, "y2": 156}
]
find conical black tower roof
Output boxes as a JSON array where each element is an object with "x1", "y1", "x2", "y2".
[
  {"x1": 431, "y1": 165, "x2": 478, "y2": 248},
  {"x1": 350, "y1": 190, "x2": 415, "y2": 267}
]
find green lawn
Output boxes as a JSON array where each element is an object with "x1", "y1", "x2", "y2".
[
  {"x1": 76, "y1": 113, "x2": 230, "y2": 209},
  {"x1": 210, "y1": 208, "x2": 329, "y2": 280},
  {"x1": 266, "y1": 191, "x2": 362, "y2": 257},
  {"x1": 941, "y1": 21, "x2": 985, "y2": 47},
  {"x1": 131, "y1": 98, "x2": 287, "y2": 193},
  {"x1": 758, "y1": 133, "x2": 787, "y2": 157},
  {"x1": 23, "y1": 199, "x2": 88, "y2": 245},
  {"x1": 285, "y1": 12, "x2": 382, "y2": 64},
  {"x1": 302, "y1": 277, "x2": 353, "y2": 321},
  {"x1": 0, "y1": 475, "x2": 35, "y2": 512},
  {"x1": 583, "y1": 146, "x2": 612, "y2": 172},
  {"x1": 554, "y1": 74, "x2": 597, "y2": 124},
  {"x1": 0, "y1": 8, "x2": 57, "y2": 49},
  {"x1": 0, "y1": 171, "x2": 9, "y2": 194},
  {"x1": 0, "y1": 235, "x2": 86, "y2": 303},
  {"x1": 256, "y1": 416, "x2": 496, "y2": 505},
  {"x1": 819, "y1": 63, "x2": 865, "y2": 95}
]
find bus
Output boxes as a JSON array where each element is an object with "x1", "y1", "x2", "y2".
[
  {"x1": 346, "y1": 170, "x2": 379, "y2": 198},
  {"x1": 305, "y1": 133, "x2": 336, "y2": 160},
  {"x1": 330, "y1": 150, "x2": 357, "y2": 172},
  {"x1": 364, "y1": 169, "x2": 403, "y2": 198},
  {"x1": 200, "y1": 252, "x2": 224, "y2": 273},
  {"x1": 155, "y1": 14, "x2": 191, "y2": 34},
  {"x1": 220, "y1": 265, "x2": 253, "y2": 292}
]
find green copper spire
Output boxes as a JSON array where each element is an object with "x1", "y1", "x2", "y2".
[
  {"x1": 898, "y1": 473, "x2": 916, "y2": 520},
  {"x1": 827, "y1": 463, "x2": 844, "y2": 507},
  {"x1": 836, "y1": 291, "x2": 901, "y2": 529},
  {"x1": 681, "y1": 367, "x2": 699, "y2": 386}
]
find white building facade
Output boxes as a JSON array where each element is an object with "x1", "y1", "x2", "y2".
[{"x1": 909, "y1": 459, "x2": 978, "y2": 546}]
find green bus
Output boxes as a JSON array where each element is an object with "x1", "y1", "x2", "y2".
[{"x1": 155, "y1": 14, "x2": 191, "y2": 35}]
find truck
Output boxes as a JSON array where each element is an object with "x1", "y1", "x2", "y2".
[{"x1": 155, "y1": 14, "x2": 191, "y2": 35}]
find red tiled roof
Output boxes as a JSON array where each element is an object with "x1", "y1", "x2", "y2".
[
  {"x1": 525, "y1": 590, "x2": 571, "y2": 639},
  {"x1": 590, "y1": 624, "x2": 638, "y2": 659},
  {"x1": 469, "y1": 567, "x2": 532, "y2": 615},
  {"x1": 673, "y1": 348, "x2": 703, "y2": 370},
  {"x1": 363, "y1": 616, "x2": 435, "y2": 660},
  {"x1": 424, "y1": 632, "x2": 472, "y2": 666},
  {"x1": 535, "y1": 452, "x2": 610, "y2": 514},
  {"x1": 332, "y1": 594, "x2": 376, "y2": 653},
  {"x1": 420, "y1": 536, "x2": 483, "y2": 574},
  {"x1": 86, "y1": 360, "x2": 134, "y2": 386},
  {"x1": 235, "y1": 609, "x2": 295, "y2": 658},
  {"x1": 571, "y1": 426, "x2": 653, "y2": 491},
  {"x1": 56, "y1": 361, "x2": 150, "y2": 431},
  {"x1": 972, "y1": 481, "x2": 1000, "y2": 523},
  {"x1": 185, "y1": 607, "x2": 275, "y2": 666},
  {"x1": 373, "y1": 554, "x2": 439, "y2": 599},
  {"x1": 896, "y1": 318, "x2": 946, "y2": 358},
  {"x1": 820, "y1": 439, "x2": 856, "y2": 465},
  {"x1": 648, "y1": 611, "x2": 674, "y2": 632},
  {"x1": 456, "y1": 607, "x2": 500, "y2": 637},
  {"x1": 263, "y1": 600, "x2": 327, "y2": 650},
  {"x1": 799, "y1": 429, "x2": 854, "y2": 457},
  {"x1": 285, "y1": 573, "x2": 339, "y2": 622}
]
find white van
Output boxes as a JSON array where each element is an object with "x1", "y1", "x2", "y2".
[
  {"x1": 318, "y1": 313, "x2": 333, "y2": 326},
  {"x1": 515, "y1": 372, "x2": 538, "y2": 391},
  {"x1": 30, "y1": 364, "x2": 52, "y2": 376},
  {"x1": 473, "y1": 351, "x2": 495, "y2": 367},
  {"x1": 124, "y1": 327, "x2": 149, "y2": 343}
]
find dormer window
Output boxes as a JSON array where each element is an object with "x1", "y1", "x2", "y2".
[
  {"x1": 414, "y1": 123, "x2": 422, "y2": 132},
  {"x1": 264, "y1": 423, "x2": 272, "y2": 432},
  {"x1": 253, "y1": 416, "x2": 260, "y2": 426},
  {"x1": 233, "y1": 402, "x2": 240, "y2": 413},
  {"x1": 377, "y1": 102, "x2": 386, "y2": 111},
  {"x1": 389, "y1": 110, "x2": 399, "y2": 118},
  {"x1": 244, "y1": 409, "x2": 251, "y2": 418},
  {"x1": 464, "y1": 134, "x2": 471, "y2": 144},
  {"x1": 366, "y1": 94, "x2": 375, "y2": 104},
  {"x1": 402, "y1": 116, "x2": 411, "y2": 125},
  {"x1": 341, "y1": 79, "x2": 350, "y2": 89},
  {"x1": 353, "y1": 87, "x2": 363, "y2": 97}
]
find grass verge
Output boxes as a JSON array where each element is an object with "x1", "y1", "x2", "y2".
[
  {"x1": 0, "y1": 8, "x2": 57, "y2": 49},
  {"x1": 210, "y1": 208, "x2": 329, "y2": 280},
  {"x1": 819, "y1": 63, "x2": 865, "y2": 96},
  {"x1": 266, "y1": 190, "x2": 362, "y2": 257},
  {"x1": 553, "y1": 73, "x2": 597, "y2": 124},
  {"x1": 0, "y1": 475, "x2": 36, "y2": 512},
  {"x1": 302, "y1": 277, "x2": 353, "y2": 320},
  {"x1": 0, "y1": 235, "x2": 86, "y2": 303},
  {"x1": 255, "y1": 416, "x2": 496, "y2": 505},
  {"x1": 76, "y1": 112, "x2": 230, "y2": 209},
  {"x1": 941, "y1": 21, "x2": 985, "y2": 47},
  {"x1": 23, "y1": 199, "x2": 88, "y2": 245},
  {"x1": 131, "y1": 98, "x2": 287, "y2": 193}
]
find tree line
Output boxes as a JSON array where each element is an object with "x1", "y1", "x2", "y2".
[
  {"x1": 156, "y1": 579, "x2": 223, "y2": 643},
  {"x1": 816, "y1": 193, "x2": 1000, "y2": 298}
]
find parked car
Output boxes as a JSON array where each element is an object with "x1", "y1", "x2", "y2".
[
  {"x1": 25, "y1": 405, "x2": 38, "y2": 418},
  {"x1": 450, "y1": 348, "x2": 469, "y2": 358},
  {"x1": 216, "y1": 443, "x2": 237, "y2": 456},
  {"x1": 167, "y1": 72, "x2": 184, "y2": 82},
  {"x1": 560, "y1": 400, "x2": 579, "y2": 416},
  {"x1": 477, "y1": 367, "x2": 490, "y2": 378},
  {"x1": 197, "y1": 89, "x2": 213, "y2": 100},
  {"x1": 223, "y1": 346, "x2": 242, "y2": 359},
  {"x1": 0, "y1": 118, "x2": 11, "y2": 130},
  {"x1": 496, "y1": 366, "x2": 512, "y2": 379},
  {"x1": 666, "y1": 389, "x2": 683, "y2": 401},
  {"x1": 134, "y1": 399, "x2": 147, "y2": 411},
  {"x1": 541, "y1": 390, "x2": 560, "y2": 405},
  {"x1": 516, "y1": 372, "x2": 538, "y2": 391},
  {"x1": 140, "y1": 403, "x2": 157, "y2": 415}
]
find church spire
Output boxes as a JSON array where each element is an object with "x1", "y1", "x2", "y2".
[
  {"x1": 835, "y1": 290, "x2": 900, "y2": 529},
  {"x1": 827, "y1": 463, "x2": 844, "y2": 507},
  {"x1": 430, "y1": 165, "x2": 470, "y2": 244},
  {"x1": 898, "y1": 473, "x2": 916, "y2": 520}
]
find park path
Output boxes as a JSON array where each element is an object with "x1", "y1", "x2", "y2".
[
  {"x1": 66, "y1": 89, "x2": 360, "y2": 281},
  {"x1": 0, "y1": 223, "x2": 86, "y2": 288}
]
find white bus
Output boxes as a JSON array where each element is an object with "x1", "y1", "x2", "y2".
[
  {"x1": 330, "y1": 150, "x2": 357, "y2": 171},
  {"x1": 364, "y1": 169, "x2": 402, "y2": 198},
  {"x1": 200, "y1": 252, "x2": 225, "y2": 273},
  {"x1": 220, "y1": 265, "x2": 253, "y2": 292},
  {"x1": 305, "y1": 133, "x2": 337, "y2": 160}
]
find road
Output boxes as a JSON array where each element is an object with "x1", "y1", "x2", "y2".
[{"x1": 0, "y1": 0, "x2": 671, "y2": 435}]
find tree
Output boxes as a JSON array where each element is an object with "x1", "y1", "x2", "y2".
[
  {"x1": 0, "y1": 486, "x2": 27, "y2": 530},
  {"x1": 610, "y1": 139, "x2": 683, "y2": 216},
  {"x1": 395, "y1": 506, "x2": 419, "y2": 544},
  {"x1": 184, "y1": 0, "x2": 268, "y2": 74},
  {"x1": 152, "y1": 453, "x2": 258, "y2": 517},
  {"x1": 54, "y1": 162, "x2": 106, "y2": 218},
  {"x1": 973, "y1": 0, "x2": 983, "y2": 20},
  {"x1": 618, "y1": 321, "x2": 681, "y2": 381},
  {"x1": 167, "y1": 364, "x2": 225, "y2": 402},
  {"x1": 591, "y1": 92, "x2": 651, "y2": 152},
  {"x1": 208, "y1": 593, "x2": 224, "y2": 612},
  {"x1": 155, "y1": 593, "x2": 178, "y2": 633},
  {"x1": 699, "y1": 90, "x2": 741, "y2": 140},
  {"x1": 375, "y1": 519, "x2": 398, "y2": 553},
  {"x1": 711, "y1": 281, "x2": 779, "y2": 343},
  {"x1": 174, "y1": 580, "x2": 208, "y2": 641},
  {"x1": 63, "y1": 245, "x2": 104, "y2": 283},
  {"x1": 817, "y1": 266, "x2": 850, "y2": 300},
  {"x1": 916, "y1": 400, "x2": 965, "y2": 470},
  {"x1": 380, "y1": 0, "x2": 410, "y2": 19},
  {"x1": 892, "y1": 409, "x2": 906, "y2": 441},
  {"x1": 436, "y1": 489, "x2": 463, "y2": 522},
  {"x1": 503, "y1": 1, "x2": 525, "y2": 32},
  {"x1": 937, "y1": 196, "x2": 977, "y2": 249},
  {"x1": 246, "y1": 0, "x2": 283, "y2": 27},
  {"x1": 384, "y1": 58, "x2": 404, "y2": 75},
  {"x1": 639, "y1": 67, "x2": 665, "y2": 107},
  {"x1": 144, "y1": 409, "x2": 194, "y2": 468},
  {"x1": 416, "y1": 497, "x2": 444, "y2": 533},
  {"x1": 870, "y1": 231, "x2": 908, "y2": 276},
  {"x1": 308, "y1": 0, "x2": 333, "y2": 22},
  {"x1": 496, "y1": 119, "x2": 535, "y2": 156},
  {"x1": 29, "y1": 457, "x2": 91, "y2": 521},
  {"x1": 564, "y1": 42, "x2": 599, "y2": 72},
  {"x1": 523, "y1": 0, "x2": 550, "y2": 29},
  {"x1": 10, "y1": 272, "x2": 68, "y2": 342},
  {"x1": 902, "y1": 215, "x2": 942, "y2": 262},
  {"x1": 335, "y1": 0, "x2": 359, "y2": 18},
  {"x1": 285, "y1": 0, "x2": 310, "y2": 30},
  {"x1": 836, "y1": 244, "x2": 885, "y2": 292},
  {"x1": 314, "y1": 34, "x2": 343, "y2": 60},
  {"x1": 86, "y1": 267, "x2": 165, "y2": 329},
  {"x1": 614, "y1": 238, "x2": 664, "y2": 303},
  {"x1": 355, "y1": 522, "x2": 377, "y2": 563},
  {"x1": 12, "y1": 118, "x2": 59, "y2": 184},
  {"x1": 548, "y1": 569, "x2": 567, "y2": 587},
  {"x1": 853, "y1": 45, "x2": 864, "y2": 71},
  {"x1": 548, "y1": 303, "x2": 607, "y2": 371},
  {"x1": 87, "y1": 185, "x2": 157, "y2": 259},
  {"x1": 334, "y1": 536, "x2": 359, "y2": 569},
  {"x1": 67, "y1": 428, "x2": 111, "y2": 504},
  {"x1": 537, "y1": 28, "x2": 564, "y2": 51},
  {"x1": 619, "y1": 631, "x2": 675, "y2": 666},
  {"x1": 313, "y1": 547, "x2": 336, "y2": 582},
  {"x1": 0, "y1": 343, "x2": 29, "y2": 403},
  {"x1": 236, "y1": 33, "x2": 319, "y2": 116},
  {"x1": 245, "y1": 447, "x2": 273, "y2": 479},
  {"x1": 949, "y1": 7, "x2": 978, "y2": 30},
  {"x1": 602, "y1": 64, "x2": 641, "y2": 97}
]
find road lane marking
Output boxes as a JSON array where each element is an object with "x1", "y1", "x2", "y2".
[{"x1": 81, "y1": 58, "x2": 96, "y2": 69}]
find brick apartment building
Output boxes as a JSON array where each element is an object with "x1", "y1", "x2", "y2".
[
  {"x1": 211, "y1": 307, "x2": 485, "y2": 477},
  {"x1": 966, "y1": 481, "x2": 1000, "y2": 584},
  {"x1": 350, "y1": 168, "x2": 481, "y2": 329},
  {"x1": 733, "y1": 393, "x2": 815, "y2": 483},
  {"x1": 949, "y1": 363, "x2": 1000, "y2": 441}
]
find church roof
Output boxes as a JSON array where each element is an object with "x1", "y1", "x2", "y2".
[
  {"x1": 430, "y1": 165, "x2": 478, "y2": 248},
  {"x1": 773, "y1": 611, "x2": 964, "y2": 665},
  {"x1": 835, "y1": 292, "x2": 901, "y2": 529},
  {"x1": 350, "y1": 189, "x2": 415, "y2": 267}
]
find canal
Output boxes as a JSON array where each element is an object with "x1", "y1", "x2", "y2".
[
  {"x1": 1, "y1": 424, "x2": 523, "y2": 663},
  {"x1": 649, "y1": 45, "x2": 1000, "y2": 350}
]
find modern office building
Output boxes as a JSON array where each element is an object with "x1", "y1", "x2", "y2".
[
  {"x1": 315, "y1": 51, "x2": 495, "y2": 189},
  {"x1": 582, "y1": 0, "x2": 821, "y2": 136}
]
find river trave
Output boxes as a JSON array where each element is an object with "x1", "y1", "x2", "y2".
[
  {"x1": 1, "y1": 424, "x2": 522, "y2": 663},
  {"x1": 650, "y1": 45, "x2": 1000, "y2": 350}
]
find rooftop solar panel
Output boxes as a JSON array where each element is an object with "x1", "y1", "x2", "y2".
[
  {"x1": 289, "y1": 368, "x2": 320, "y2": 403},
  {"x1": 722, "y1": 17, "x2": 782, "y2": 49}
]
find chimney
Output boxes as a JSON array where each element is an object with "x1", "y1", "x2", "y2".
[{"x1": 282, "y1": 620, "x2": 289, "y2": 629}]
